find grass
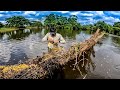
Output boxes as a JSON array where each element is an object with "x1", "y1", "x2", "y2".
[
  {"x1": 0, "y1": 26, "x2": 42, "y2": 33},
  {"x1": 0, "y1": 27, "x2": 18, "y2": 33}
]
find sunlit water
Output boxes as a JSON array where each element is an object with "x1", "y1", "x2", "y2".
[{"x1": 0, "y1": 28, "x2": 120, "y2": 79}]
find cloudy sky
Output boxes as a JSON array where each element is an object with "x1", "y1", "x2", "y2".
[{"x1": 0, "y1": 11, "x2": 120, "y2": 25}]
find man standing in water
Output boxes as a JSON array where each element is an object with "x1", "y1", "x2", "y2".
[{"x1": 42, "y1": 27, "x2": 66, "y2": 52}]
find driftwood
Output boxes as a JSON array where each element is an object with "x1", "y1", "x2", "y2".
[{"x1": 0, "y1": 29, "x2": 105, "y2": 79}]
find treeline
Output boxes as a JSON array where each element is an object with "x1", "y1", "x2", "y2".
[
  {"x1": 0, "y1": 16, "x2": 43, "y2": 28},
  {"x1": 0, "y1": 14, "x2": 120, "y2": 36},
  {"x1": 82, "y1": 21, "x2": 120, "y2": 36}
]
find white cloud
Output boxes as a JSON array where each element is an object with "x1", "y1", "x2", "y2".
[
  {"x1": 70, "y1": 11, "x2": 80, "y2": 15},
  {"x1": 57, "y1": 11, "x2": 69, "y2": 13},
  {"x1": 108, "y1": 11, "x2": 120, "y2": 15},
  {"x1": 35, "y1": 13, "x2": 40, "y2": 16},
  {"x1": 24, "y1": 11, "x2": 36, "y2": 15},
  {"x1": 104, "y1": 16, "x2": 120, "y2": 22},
  {"x1": 12, "y1": 11, "x2": 22, "y2": 13},
  {"x1": 0, "y1": 14, "x2": 3, "y2": 17},
  {"x1": 0, "y1": 21, "x2": 6, "y2": 24},
  {"x1": 26, "y1": 18, "x2": 34, "y2": 20},
  {"x1": 81, "y1": 13, "x2": 94, "y2": 16},
  {"x1": 96, "y1": 11, "x2": 104, "y2": 15},
  {"x1": 0, "y1": 11, "x2": 9, "y2": 13},
  {"x1": 0, "y1": 11, "x2": 5, "y2": 13}
]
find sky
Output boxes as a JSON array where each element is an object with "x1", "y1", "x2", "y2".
[{"x1": 0, "y1": 11, "x2": 120, "y2": 25}]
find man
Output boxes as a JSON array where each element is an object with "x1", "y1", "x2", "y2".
[{"x1": 42, "y1": 27, "x2": 66, "y2": 52}]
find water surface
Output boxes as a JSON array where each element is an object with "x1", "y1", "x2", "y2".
[{"x1": 0, "y1": 28, "x2": 120, "y2": 79}]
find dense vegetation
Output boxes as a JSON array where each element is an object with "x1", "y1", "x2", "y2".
[{"x1": 0, "y1": 14, "x2": 120, "y2": 36}]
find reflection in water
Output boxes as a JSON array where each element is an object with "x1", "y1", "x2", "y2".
[
  {"x1": 0, "y1": 28, "x2": 42, "y2": 40},
  {"x1": 62, "y1": 47, "x2": 96, "y2": 79},
  {"x1": 0, "y1": 43, "x2": 11, "y2": 63},
  {"x1": 44, "y1": 29, "x2": 81, "y2": 39}
]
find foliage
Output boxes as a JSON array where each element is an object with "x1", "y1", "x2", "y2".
[
  {"x1": 30, "y1": 21, "x2": 43, "y2": 28},
  {"x1": 0, "y1": 22, "x2": 4, "y2": 28},
  {"x1": 44, "y1": 14, "x2": 81, "y2": 30},
  {"x1": 5, "y1": 16, "x2": 30, "y2": 28}
]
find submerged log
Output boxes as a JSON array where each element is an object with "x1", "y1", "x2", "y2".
[{"x1": 0, "y1": 29, "x2": 105, "y2": 79}]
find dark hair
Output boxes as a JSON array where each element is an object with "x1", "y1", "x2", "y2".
[{"x1": 50, "y1": 27, "x2": 56, "y2": 32}]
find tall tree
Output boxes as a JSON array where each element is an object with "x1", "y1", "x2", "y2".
[
  {"x1": 5, "y1": 16, "x2": 30, "y2": 28},
  {"x1": 44, "y1": 14, "x2": 57, "y2": 27},
  {"x1": 30, "y1": 21, "x2": 43, "y2": 28},
  {"x1": 94, "y1": 21, "x2": 109, "y2": 32},
  {"x1": 68, "y1": 15, "x2": 78, "y2": 26},
  {"x1": 68, "y1": 15, "x2": 78, "y2": 30},
  {"x1": 113, "y1": 22, "x2": 120, "y2": 28}
]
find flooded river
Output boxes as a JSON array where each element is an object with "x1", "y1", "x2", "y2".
[{"x1": 0, "y1": 28, "x2": 120, "y2": 79}]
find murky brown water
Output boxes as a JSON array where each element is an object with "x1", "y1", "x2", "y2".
[{"x1": 0, "y1": 28, "x2": 120, "y2": 79}]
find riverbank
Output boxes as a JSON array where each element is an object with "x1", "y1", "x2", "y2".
[
  {"x1": 0, "y1": 27, "x2": 18, "y2": 33},
  {"x1": 26, "y1": 27, "x2": 42, "y2": 29},
  {"x1": 0, "y1": 27, "x2": 41, "y2": 33}
]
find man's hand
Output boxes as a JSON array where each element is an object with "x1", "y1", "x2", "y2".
[
  {"x1": 54, "y1": 40, "x2": 59, "y2": 44},
  {"x1": 48, "y1": 36, "x2": 59, "y2": 44},
  {"x1": 48, "y1": 37, "x2": 54, "y2": 43}
]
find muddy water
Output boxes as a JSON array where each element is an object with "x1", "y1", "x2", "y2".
[{"x1": 0, "y1": 28, "x2": 120, "y2": 79}]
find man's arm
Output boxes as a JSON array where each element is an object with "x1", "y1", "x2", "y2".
[
  {"x1": 42, "y1": 33, "x2": 49, "y2": 42},
  {"x1": 59, "y1": 34, "x2": 66, "y2": 44}
]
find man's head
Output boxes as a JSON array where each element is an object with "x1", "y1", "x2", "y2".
[{"x1": 50, "y1": 27, "x2": 56, "y2": 36}]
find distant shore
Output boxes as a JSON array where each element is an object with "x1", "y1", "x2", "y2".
[
  {"x1": 0, "y1": 27, "x2": 42, "y2": 33},
  {"x1": 0, "y1": 27, "x2": 18, "y2": 33}
]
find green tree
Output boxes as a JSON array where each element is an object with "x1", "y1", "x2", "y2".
[
  {"x1": 68, "y1": 15, "x2": 78, "y2": 25},
  {"x1": 113, "y1": 22, "x2": 120, "y2": 28},
  {"x1": 112, "y1": 27, "x2": 120, "y2": 35},
  {"x1": 5, "y1": 16, "x2": 30, "y2": 28},
  {"x1": 0, "y1": 22, "x2": 4, "y2": 28},
  {"x1": 44, "y1": 14, "x2": 57, "y2": 27},
  {"x1": 30, "y1": 21, "x2": 43, "y2": 28},
  {"x1": 107, "y1": 24, "x2": 113, "y2": 34},
  {"x1": 56, "y1": 15, "x2": 68, "y2": 29},
  {"x1": 44, "y1": 14, "x2": 80, "y2": 30},
  {"x1": 94, "y1": 21, "x2": 109, "y2": 32},
  {"x1": 68, "y1": 15, "x2": 78, "y2": 29}
]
